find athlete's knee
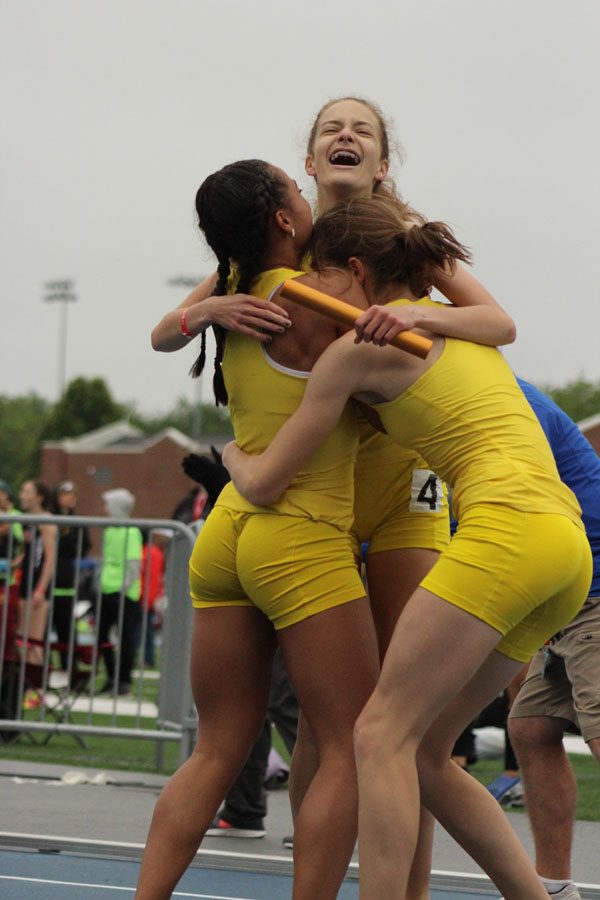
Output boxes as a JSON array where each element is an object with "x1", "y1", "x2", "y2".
[
  {"x1": 353, "y1": 689, "x2": 379, "y2": 757},
  {"x1": 193, "y1": 732, "x2": 253, "y2": 784},
  {"x1": 353, "y1": 689, "x2": 404, "y2": 767}
]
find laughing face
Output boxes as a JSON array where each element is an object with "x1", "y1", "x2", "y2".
[{"x1": 305, "y1": 99, "x2": 389, "y2": 206}]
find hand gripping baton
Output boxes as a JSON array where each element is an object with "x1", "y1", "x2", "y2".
[{"x1": 279, "y1": 280, "x2": 432, "y2": 359}]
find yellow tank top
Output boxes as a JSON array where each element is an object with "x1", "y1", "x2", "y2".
[
  {"x1": 373, "y1": 299, "x2": 583, "y2": 526},
  {"x1": 354, "y1": 413, "x2": 442, "y2": 524},
  {"x1": 217, "y1": 268, "x2": 358, "y2": 530}
]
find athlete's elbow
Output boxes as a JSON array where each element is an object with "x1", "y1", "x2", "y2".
[
  {"x1": 245, "y1": 480, "x2": 283, "y2": 507},
  {"x1": 151, "y1": 326, "x2": 176, "y2": 352},
  {"x1": 239, "y1": 469, "x2": 286, "y2": 507},
  {"x1": 487, "y1": 313, "x2": 517, "y2": 347},
  {"x1": 150, "y1": 328, "x2": 163, "y2": 351},
  {"x1": 503, "y1": 315, "x2": 517, "y2": 345}
]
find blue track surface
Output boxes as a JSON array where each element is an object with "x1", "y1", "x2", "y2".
[{"x1": 0, "y1": 849, "x2": 495, "y2": 898}]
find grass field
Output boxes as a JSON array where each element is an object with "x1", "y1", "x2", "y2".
[
  {"x1": 466, "y1": 756, "x2": 600, "y2": 821},
  {"x1": 0, "y1": 712, "x2": 183, "y2": 774},
  {"x1": 2, "y1": 671, "x2": 599, "y2": 822}
]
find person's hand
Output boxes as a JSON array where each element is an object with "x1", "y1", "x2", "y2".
[
  {"x1": 354, "y1": 304, "x2": 421, "y2": 347},
  {"x1": 181, "y1": 453, "x2": 230, "y2": 507},
  {"x1": 200, "y1": 294, "x2": 292, "y2": 341},
  {"x1": 221, "y1": 442, "x2": 265, "y2": 504},
  {"x1": 31, "y1": 588, "x2": 46, "y2": 606}
]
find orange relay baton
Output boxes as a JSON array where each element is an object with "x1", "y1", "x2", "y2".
[{"x1": 279, "y1": 280, "x2": 432, "y2": 359}]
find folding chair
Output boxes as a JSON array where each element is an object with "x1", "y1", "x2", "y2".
[
  {"x1": 14, "y1": 631, "x2": 114, "y2": 748},
  {"x1": 13, "y1": 635, "x2": 87, "y2": 747}
]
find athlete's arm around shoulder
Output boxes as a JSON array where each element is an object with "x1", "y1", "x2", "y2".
[
  {"x1": 150, "y1": 273, "x2": 292, "y2": 352},
  {"x1": 222, "y1": 335, "x2": 366, "y2": 507},
  {"x1": 430, "y1": 263, "x2": 516, "y2": 346}
]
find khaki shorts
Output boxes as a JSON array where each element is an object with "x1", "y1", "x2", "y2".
[
  {"x1": 189, "y1": 507, "x2": 364, "y2": 630},
  {"x1": 509, "y1": 596, "x2": 600, "y2": 742}
]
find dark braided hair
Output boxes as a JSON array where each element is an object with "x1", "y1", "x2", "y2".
[{"x1": 192, "y1": 160, "x2": 288, "y2": 405}]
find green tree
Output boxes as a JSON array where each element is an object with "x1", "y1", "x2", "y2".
[
  {"x1": 133, "y1": 397, "x2": 233, "y2": 439},
  {"x1": 541, "y1": 378, "x2": 600, "y2": 423},
  {"x1": 39, "y1": 377, "x2": 125, "y2": 441},
  {"x1": 0, "y1": 393, "x2": 51, "y2": 491}
]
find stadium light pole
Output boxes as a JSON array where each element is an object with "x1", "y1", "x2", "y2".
[
  {"x1": 167, "y1": 276, "x2": 205, "y2": 441},
  {"x1": 43, "y1": 279, "x2": 78, "y2": 399}
]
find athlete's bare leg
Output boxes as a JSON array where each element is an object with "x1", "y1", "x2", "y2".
[
  {"x1": 289, "y1": 548, "x2": 439, "y2": 898},
  {"x1": 278, "y1": 597, "x2": 379, "y2": 900},
  {"x1": 135, "y1": 607, "x2": 277, "y2": 899},
  {"x1": 289, "y1": 713, "x2": 318, "y2": 821},
  {"x1": 366, "y1": 548, "x2": 439, "y2": 660},
  {"x1": 354, "y1": 587, "x2": 550, "y2": 900},
  {"x1": 417, "y1": 653, "x2": 547, "y2": 890},
  {"x1": 367, "y1": 548, "x2": 439, "y2": 900}
]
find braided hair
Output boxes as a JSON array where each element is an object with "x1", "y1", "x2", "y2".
[{"x1": 192, "y1": 160, "x2": 288, "y2": 405}]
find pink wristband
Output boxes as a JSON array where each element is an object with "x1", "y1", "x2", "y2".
[{"x1": 180, "y1": 309, "x2": 194, "y2": 338}]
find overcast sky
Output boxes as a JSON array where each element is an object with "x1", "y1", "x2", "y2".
[{"x1": 2, "y1": 0, "x2": 599, "y2": 418}]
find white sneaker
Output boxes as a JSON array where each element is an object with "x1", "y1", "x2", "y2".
[
  {"x1": 546, "y1": 887, "x2": 582, "y2": 900},
  {"x1": 500, "y1": 886, "x2": 581, "y2": 900}
]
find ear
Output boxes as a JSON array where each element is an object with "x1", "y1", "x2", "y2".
[
  {"x1": 348, "y1": 257, "x2": 367, "y2": 284},
  {"x1": 374, "y1": 158, "x2": 390, "y2": 184},
  {"x1": 305, "y1": 154, "x2": 316, "y2": 179},
  {"x1": 274, "y1": 208, "x2": 293, "y2": 237}
]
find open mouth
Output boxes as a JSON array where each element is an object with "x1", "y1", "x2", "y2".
[{"x1": 329, "y1": 150, "x2": 360, "y2": 167}]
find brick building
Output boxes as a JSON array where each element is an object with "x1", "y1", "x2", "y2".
[
  {"x1": 39, "y1": 410, "x2": 600, "y2": 530},
  {"x1": 41, "y1": 420, "x2": 229, "y2": 522}
]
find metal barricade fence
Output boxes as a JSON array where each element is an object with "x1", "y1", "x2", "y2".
[{"x1": 0, "y1": 513, "x2": 198, "y2": 766}]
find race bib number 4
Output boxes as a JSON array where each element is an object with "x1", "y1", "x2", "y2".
[{"x1": 409, "y1": 469, "x2": 444, "y2": 513}]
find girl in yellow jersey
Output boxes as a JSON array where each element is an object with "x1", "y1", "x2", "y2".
[
  {"x1": 136, "y1": 161, "x2": 381, "y2": 900},
  {"x1": 223, "y1": 195, "x2": 592, "y2": 900},
  {"x1": 304, "y1": 96, "x2": 514, "y2": 661}
]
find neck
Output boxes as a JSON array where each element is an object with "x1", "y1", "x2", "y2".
[
  {"x1": 317, "y1": 183, "x2": 372, "y2": 215},
  {"x1": 262, "y1": 239, "x2": 303, "y2": 272},
  {"x1": 370, "y1": 282, "x2": 420, "y2": 305}
]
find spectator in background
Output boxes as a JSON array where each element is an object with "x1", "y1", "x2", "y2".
[
  {"x1": 97, "y1": 489, "x2": 143, "y2": 696},
  {"x1": 0, "y1": 480, "x2": 24, "y2": 737},
  {"x1": 18, "y1": 480, "x2": 56, "y2": 667},
  {"x1": 139, "y1": 529, "x2": 168, "y2": 668},
  {"x1": 50, "y1": 481, "x2": 91, "y2": 683},
  {"x1": 0, "y1": 479, "x2": 24, "y2": 661},
  {"x1": 506, "y1": 381, "x2": 600, "y2": 900},
  {"x1": 0, "y1": 478, "x2": 24, "y2": 605}
]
